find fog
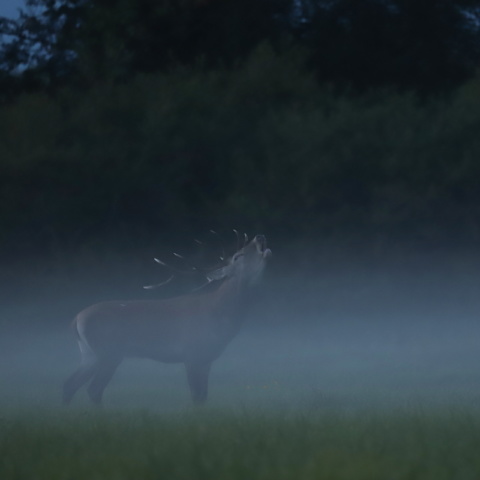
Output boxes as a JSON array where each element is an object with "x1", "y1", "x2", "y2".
[{"x1": 2, "y1": 250, "x2": 480, "y2": 415}]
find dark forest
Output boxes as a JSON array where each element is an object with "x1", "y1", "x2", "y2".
[{"x1": 2, "y1": 0, "x2": 480, "y2": 260}]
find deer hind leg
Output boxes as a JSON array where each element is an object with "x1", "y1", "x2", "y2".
[
  {"x1": 63, "y1": 364, "x2": 96, "y2": 405},
  {"x1": 185, "y1": 362, "x2": 211, "y2": 405},
  {"x1": 86, "y1": 357, "x2": 121, "y2": 406}
]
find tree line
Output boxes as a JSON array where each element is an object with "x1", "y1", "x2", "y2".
[
  {"x1": 1, "y1": 0, "x2": 480, "y2": 96},
  {"x1": 1, "y1": 0, "x2": 480, "y2": 262}
]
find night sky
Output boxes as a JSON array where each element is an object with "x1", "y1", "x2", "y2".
[{"x1": 0, "y1": 0, "x2": 23, "y2": 19}]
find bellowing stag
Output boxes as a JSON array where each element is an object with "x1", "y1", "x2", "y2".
[{"x1": 63, "y1": 234, "x2": 271, "y2": 405}]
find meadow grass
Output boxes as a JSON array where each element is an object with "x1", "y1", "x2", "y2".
[
  {"x1": 1, "y1": 408, "x2": 480, "y2": 480},
  {"x1": 3, "y1": 280, "x2": 480, "y2": 480}
]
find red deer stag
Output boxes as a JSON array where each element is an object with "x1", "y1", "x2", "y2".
[{"x1": 63, "y1": 234, "x2": 271, "y2": 406}]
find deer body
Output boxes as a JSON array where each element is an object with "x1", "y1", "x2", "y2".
[{"x1": 63, "y1": 235, "x2": 270, "y2": 406}]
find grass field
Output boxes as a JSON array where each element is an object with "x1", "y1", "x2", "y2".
[
  {"x1": 2, "y1": 264, "x2": 480, "y2": 479},
  {"x1": 2, "y1": 320, "x2": 480, "y2": 479},
  {"x1": 2, "y1": 409, "x2": 480, "y2": 480}
]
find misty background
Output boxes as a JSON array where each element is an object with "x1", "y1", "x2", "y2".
[{"x1": 2, "y1": 0, "x2": 480, "y2": 412}]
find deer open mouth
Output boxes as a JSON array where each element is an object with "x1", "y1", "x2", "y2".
[
  {"x1": 254, "y1": 234, "x2": 266, "y2": 250},
  {"x1": 254, "y1": 235, "x2": 272, "y2": 258}
]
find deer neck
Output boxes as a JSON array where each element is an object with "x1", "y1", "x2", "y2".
[{"x1": 209, "y1": 275, "x2": 250, "y2": 333}]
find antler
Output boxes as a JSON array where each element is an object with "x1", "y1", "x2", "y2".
[
  {"x1": 209, "y1": 229, "x2": 226, "y2": 261},
  {"x1": 144, "y1": 230, "x2": 244, "y2": 292},
  {"x1": 143, "y1": 275, "x2": 174, "y2": 290}
]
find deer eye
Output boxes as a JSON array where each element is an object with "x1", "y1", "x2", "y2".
[{"x1": 233, "y1": 253, "x2": 244, "y2": 262}]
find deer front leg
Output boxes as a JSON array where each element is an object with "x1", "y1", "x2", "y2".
[
  {"x1": 63, "y1": 364, "x2": 96, "y2": 405},
  {"x1": 185, "y1": 362, "x2": 211, "y2": 405},
  {"x1": 86, "y1": 357, "x2": 121, "y2": 406}
]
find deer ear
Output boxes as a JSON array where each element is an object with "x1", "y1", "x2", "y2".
[{"x1": 206, "y1": 266, "x2": 230, "y2": 281}]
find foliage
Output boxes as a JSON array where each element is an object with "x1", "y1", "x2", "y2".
[
  {"x1": 0, "y1": 0, "x2": 292, "y2": 91},
  {"x1": 1, "y1": 44, "x2": 480, "y2": 258},
  {"x1": 301, "y1": 0, "x2": 480, "y2": 91},
  {"x1": 1, "y1": 0, "x2": 480, "y2": 94}
]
